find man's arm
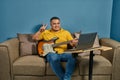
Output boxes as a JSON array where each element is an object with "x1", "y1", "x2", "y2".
[
  {"x1": 69, "y1": 38, "x2": 78, "y2": 47},
  {"x1": 32, "y1": 24, "x2": 47, "y2": 40}
]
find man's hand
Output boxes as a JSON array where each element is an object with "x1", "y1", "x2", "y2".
[
  {"x1": 32, "y1": 24, "x2": 47, "y2": 40},
  {"x1": 39, "y1": 24, "x2": 47, "y2": 32},
  {"x1": 70, "y1": 38, "x2": 78, "y2": 47}
]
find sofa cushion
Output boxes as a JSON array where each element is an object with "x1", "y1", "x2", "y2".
[
  {"x1": 78, "y1": 55, "x2": 112, "y2": 75},
  {"x1": 13, "y1": 55, "x2": 46, "y2": 76},
  {"x1": 17, "y1": 33, "x2": 38, "y2": 56}
]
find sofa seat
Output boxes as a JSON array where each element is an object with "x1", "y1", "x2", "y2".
[
  {"x1": 46, "y1": 55, "x2": 112, "y2": 76},
  {"x1": 79, "y1": 55, "x2": 112, "y2": 75},
  {"x1": 13, "y1": 54, "x2": 112, "y2": 77},
  {"x1": 13, "y1": 55, "x2": 46, "y2": 76}
]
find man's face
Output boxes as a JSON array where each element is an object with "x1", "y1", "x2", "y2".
[{"x1": 50, "y1": 19, "x2": 61, "y2": 31}]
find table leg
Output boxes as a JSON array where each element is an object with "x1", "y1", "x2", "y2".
[{"x1": 89, "y1": 51, "x2": 95, "y2": 80}]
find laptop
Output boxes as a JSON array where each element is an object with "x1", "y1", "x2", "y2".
[{"x1": 65, "y1": 32, "x2": 100, "y2": 52}]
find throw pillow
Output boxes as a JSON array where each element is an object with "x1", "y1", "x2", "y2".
[
  {"x1": 72, "y1": 32, "x2": 81, "y2": 39},
  {"x1": 17, "y1": 33, "x2": 38, "y2": 56}
]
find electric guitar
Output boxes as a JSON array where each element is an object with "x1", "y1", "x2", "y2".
[{"x1": 37, "y1": 37, "x2": 72, "y2": 56}]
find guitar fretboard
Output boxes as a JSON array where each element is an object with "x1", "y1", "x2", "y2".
[{"x1": 52, "y1": 41, "x2": 71, "y2": 47}]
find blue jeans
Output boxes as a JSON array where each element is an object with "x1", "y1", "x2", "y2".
[{"x1": 46, "y1": 52, "x2": 76, "y2": 80}]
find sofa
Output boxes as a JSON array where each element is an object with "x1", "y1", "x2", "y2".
[{"x1": 0, "y1": 34, "x2": 120, "y2": 80}]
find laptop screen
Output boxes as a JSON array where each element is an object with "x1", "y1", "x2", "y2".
[{"x1": 76, "y1": 32, "x2": 97, "y2": 50}]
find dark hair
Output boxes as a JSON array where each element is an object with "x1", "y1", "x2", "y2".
[{"x1": 50, "y1": 16, "x2": 60, "y2": 22}]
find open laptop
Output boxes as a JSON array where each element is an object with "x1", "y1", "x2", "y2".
[{"x1": 65, "y1": 32, "x2": 100, "y2": 52}]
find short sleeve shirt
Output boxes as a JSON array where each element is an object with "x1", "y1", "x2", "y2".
[{"x1": 39, "y1": 28, "x2": 73, "y2": 54}]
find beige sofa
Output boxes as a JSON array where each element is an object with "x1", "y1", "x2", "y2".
[{"x1": 0, "y1": 37, "x2": 120, "y2": 80}]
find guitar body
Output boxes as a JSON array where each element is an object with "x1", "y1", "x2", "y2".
[
  {"x1": 38, "y1": 40, "x2": 54, "y2": 56},
  {"x1": 37, "y1": 37, "x2": 72, "y2": 56}
]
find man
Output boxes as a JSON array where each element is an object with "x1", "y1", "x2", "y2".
[{"x1": 32, "y1": 17, "x2": 78, "y2": 80}]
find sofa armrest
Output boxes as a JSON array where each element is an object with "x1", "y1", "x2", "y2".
[
  {"x1": 100, "y1": 38, "x2": 120, "y2": 80},
  {"x1": 0, "y1": 38, "x2": 19, "y2": 80},
  {"x1": 100, "y1": 38, "x2": 120, "y2": 48},
  {"x1": 100, "y1": 38, "x2": 120, "y2": 62},
  {"x1": 112, "y1": 46, "x2": 120, "y2": 80}
]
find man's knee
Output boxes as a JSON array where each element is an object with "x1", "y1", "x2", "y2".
[{"x1": 47, "y1": 53, "x2": 60, "y2": 62}]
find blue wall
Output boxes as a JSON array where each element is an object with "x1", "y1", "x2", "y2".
[
  {"x1": 111, "y1": 0, "x2": 120, "y2": 41},
  {"x1": 0, "y1": 0, "x2": 113, "y2": 42}
]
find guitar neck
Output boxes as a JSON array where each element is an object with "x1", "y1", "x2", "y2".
[{"x1": 52, "y1": 41, "x2": 71, "y2": 47}]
